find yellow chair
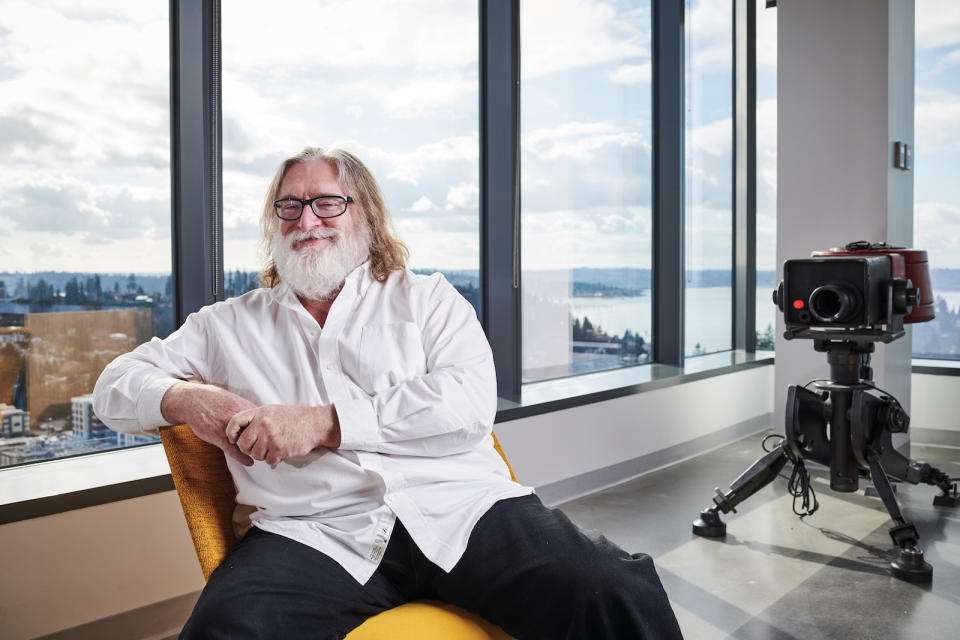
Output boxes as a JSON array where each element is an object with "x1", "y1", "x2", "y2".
[{"x1": 160, "y1": 423, "x2": 516, "y2": 639}]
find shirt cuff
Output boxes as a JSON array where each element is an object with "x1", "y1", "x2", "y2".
[
  {"x1": 335, "y1": 397, "x2": 380, "y2": 450},
  {"x1": 135, "y1": 377, "x2": 182, "y2": 429}
]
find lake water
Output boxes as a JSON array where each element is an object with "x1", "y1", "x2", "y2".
[{"x1": 565, "y1": 288, "x2": 960, "y2": 355}]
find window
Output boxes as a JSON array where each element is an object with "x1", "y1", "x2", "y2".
[
  {"x1": 912, "y1": 0, "x2": 960, "y2": 360},
  {"x1": 220, "y1": 1, "x2": 481, "y2": 312},
  {"x1": 684, "y1": 0, "x2": 734, "y2": 358},
  {"x1": 0, "y1": 2, "x2": 171, "y2": 468},
  {"x1": 755, "y1": 0, "x2": 776, "y2": 352},
  {"x1": 520, "y1": 0, "x2": 653, "y2": 383}
]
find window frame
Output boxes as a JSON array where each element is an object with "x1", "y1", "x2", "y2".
[{"x1": 0, "y1": 0, "x2": 772, "y2": 520}]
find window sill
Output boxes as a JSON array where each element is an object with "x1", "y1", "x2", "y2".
[
  {"x1": 496, "y1": 349, "x2": 775, "y2": 422},
  {"x1": 912, "y1": 358, "x2": 960, "y2": 376},
  {"x1": 0, "y1": 444, "x2": 173, "y2": 524},
  {"x1": 1, "y1": 349, "x2": 777, "y2": 524}
]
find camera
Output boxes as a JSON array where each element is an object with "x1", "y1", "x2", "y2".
[{"x1": 773, "y1": 241, "x2": 935, "y2": 341}]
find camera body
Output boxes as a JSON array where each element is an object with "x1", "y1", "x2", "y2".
[
  {"x1": 773, "y1": 242, "x2": 935, "y2": 341},
  {"x1": 781, "y1": 255, "x2": 891, "y2": 328}
]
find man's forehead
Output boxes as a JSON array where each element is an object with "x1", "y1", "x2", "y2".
[{"x1": 280, "y1": 159, "x2": 340, "y2": 192}]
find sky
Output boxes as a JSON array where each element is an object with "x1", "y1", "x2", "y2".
[{"x1": 0, "y1": 0, "x2": 958, "y2": 280}]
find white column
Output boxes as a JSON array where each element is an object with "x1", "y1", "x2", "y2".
[{"x1": 775, "y1": 0, "x2": 915, "y2": 451}]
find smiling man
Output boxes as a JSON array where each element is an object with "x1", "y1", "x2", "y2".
[{"x1": 93, "y1": 147, "x2": 681, "y2": 640}]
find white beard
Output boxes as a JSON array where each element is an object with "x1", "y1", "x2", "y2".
[{"x1": 272, "y1": 225, "x2": 370, "y2": 301}]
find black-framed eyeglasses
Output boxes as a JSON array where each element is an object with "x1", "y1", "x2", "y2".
[{"x1": 273, "y1": 195, "x2": 354, "y2": 221}]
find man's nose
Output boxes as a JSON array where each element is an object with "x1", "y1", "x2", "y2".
[{"x1": 296, "y1": 206, "x2": 326, "y2": 231}]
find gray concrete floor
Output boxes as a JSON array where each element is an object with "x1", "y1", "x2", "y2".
[{"x1": 557, "y1": 431, "x2": 960, "y2": 639}]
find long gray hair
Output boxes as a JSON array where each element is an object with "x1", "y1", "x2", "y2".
[{"x1": 260, "y1": 147, "x2": 409, "y2": 286}]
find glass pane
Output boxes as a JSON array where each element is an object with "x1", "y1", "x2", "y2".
[
  {"x1": 755, "y1": 0, "x2": 777, "y2": 352},
  {"x1": 0, "y1": 1, "x2": 171, "y2": 467},
  {"x1": 221, "y1": 1, "x2": 480, "y2": 314},
  {"x1": 520, "y1": 0, "x2": 653, "y2": 383},
  {"x1": 684, "y1": 0, "x2": 733, "y2": 358},
  {"x1": 912, "y1": 0, "x2": 960, "y2": 360}
]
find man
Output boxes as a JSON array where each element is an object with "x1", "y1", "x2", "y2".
[{"x1": 93, "y1": 147, "x2": 682, "y2": 639}]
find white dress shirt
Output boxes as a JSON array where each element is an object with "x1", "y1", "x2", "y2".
[{"x1": 93, "y1": 262, "x2": 532, "y2": 584}]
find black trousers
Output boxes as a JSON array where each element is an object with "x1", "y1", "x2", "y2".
[{"x1": 180, "y1": 494, "x2": 682, "y2": 640}]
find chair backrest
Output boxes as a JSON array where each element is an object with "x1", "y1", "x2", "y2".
[
  {"x1": 160, "y1": 423, "x2": 518, "y2": 581},
  {"x1": 160, "y1": 424, "x2": 238, "y2": 581}
]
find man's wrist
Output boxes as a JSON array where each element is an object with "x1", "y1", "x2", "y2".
[{"x1": 160, "y1": 381, "x2": 199, "y2": 424}]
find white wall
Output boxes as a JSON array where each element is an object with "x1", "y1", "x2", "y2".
[
  {"x1": 911, "y1": 373, "x2": 960, "y2": 445},
  {"x1": 775, "y1": 0, "x2": 916, "y2": 444},
  {"x1": 0, "y1": 491, "x2": 204, "y2": 640}
]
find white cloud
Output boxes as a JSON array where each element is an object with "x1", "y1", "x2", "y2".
[
  {"x1": 609, "y1": 63, "x2": 651, "y2": 85},
  {"x1": 523, "y1": 121, "x2": 649, "y2": 162},
  {"x1": 520, "y1": 0, "x2": 649, "y2": 79},
  {"x1": 444, "y1": 182, "x2": 479, "y2": 211},
  {"x1": 521, "y1": 205, "x2": 652, "y2": 270},
  {"x1": 376, "y1": 73, "x2": 477, "y2": 119},
  {"x1": 358, "y1": 134, "x2": 478, "y2": 186},
  {"x1": 686, "y1": 0, "x2": 733, "y2": 75},
  {"x1": 915, "y1": 201, "x2": 960, "y2": 267},
  {"x1": 408, "y1": 196, "x2": 438, "y2": 212},
  {"x1": 915, "y1": 90, "x2": 960, "y2": 153},
  {"x1": 220, "y1": 0, "x2": 477, "y2": 74},
  {"x1": 917, "y1": 0, "x2": 960, "y2": 50}
]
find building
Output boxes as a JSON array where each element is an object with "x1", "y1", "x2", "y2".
[
  {"x1": 0, "y1": 403, "x2": 29, "y2": 437},
  {"x1": 71, "y1": 394, "x2": 109, "y2": 440}
]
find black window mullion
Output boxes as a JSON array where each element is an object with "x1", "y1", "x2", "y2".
[
  {"x1": 170, "y1": 0, "x2": 223, "y2": 326},
  {"x1": 652, "y1": 0, "x2": 685, "y2": 368},
  {"x1": 733, "y1": 0, "x2": 757, "y2": 352},
  {"x1": 480, "y1": 0, "x2": 521, "y2": 397}
]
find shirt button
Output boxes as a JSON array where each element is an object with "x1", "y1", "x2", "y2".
[
  {"x1": 313, "y1": 329, "x2": 321, "y2": 337},
  {"x1": 326, "y1": 363, "x2": 336, "y2": 371}
]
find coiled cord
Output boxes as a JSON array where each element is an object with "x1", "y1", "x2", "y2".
[{"x1": 763, "y1": 433, "x2": 819, "y2": 518}]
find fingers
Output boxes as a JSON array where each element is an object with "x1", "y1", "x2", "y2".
[
  {"x1": 222, "y1": 442, "x2": 255, "y2": 467},
  {"x1": 226, "y1": 408, "x2": 256, "y2": 444}
]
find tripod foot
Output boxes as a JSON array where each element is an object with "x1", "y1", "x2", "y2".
[
  {"x1": 692, "y1": 508, "x2": 726, "y2": 538},
  {"x1": 890, "y1": 547, "x2": 933, "y2": 583},
  {"x1": 933, "y1": 483, "x2": 959, "y2": 507}
]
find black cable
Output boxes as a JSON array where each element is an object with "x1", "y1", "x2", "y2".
[
  {"x1": 785, "y1": 450, "x2": 819, "y2": 518},
  {"x1": 760, "y1": 433, "x2": 819, "y2": 518}
]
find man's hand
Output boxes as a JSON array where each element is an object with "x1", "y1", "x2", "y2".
[
  {"x1": 161, "y1": 382, "x2": 256, "y2": 467},
  {"x1": 225, "y1": 405, "x2": 341, "y2": 466}
]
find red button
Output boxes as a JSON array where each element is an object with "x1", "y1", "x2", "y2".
[{"x1": 793, "y1": 299, "x2": 805, "y2": 310}]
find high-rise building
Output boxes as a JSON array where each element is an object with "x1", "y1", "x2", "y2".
[{"x1": 71, "y1": 394, "x2": 109, "y2": 440}]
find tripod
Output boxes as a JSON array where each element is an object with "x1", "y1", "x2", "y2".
[{"x1": 691, "y1": 339, "x2": 958, "y2": 582}]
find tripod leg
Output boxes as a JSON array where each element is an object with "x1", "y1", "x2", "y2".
[
  {"x1": 866, "y1": 455, "x2": 933, "y2": 583},
  {"x1": 692, "y1": 441, "x2": 789, "y2": 538}
]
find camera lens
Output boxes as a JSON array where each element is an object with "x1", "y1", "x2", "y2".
[{"x1": 809, "y1": 282, "x2": 859, "y2": 323}]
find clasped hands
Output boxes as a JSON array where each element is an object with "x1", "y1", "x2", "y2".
[{"x1": 161, "y1": 382, "x2": 340, "y2": 467}]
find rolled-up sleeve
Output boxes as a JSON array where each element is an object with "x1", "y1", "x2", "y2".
[
  {"x1": 337, "y1": 279, "x2": 497, "y2": 457},
  {"x1": 92, "y1": 312, "x2": 210, "y2": 433}
]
